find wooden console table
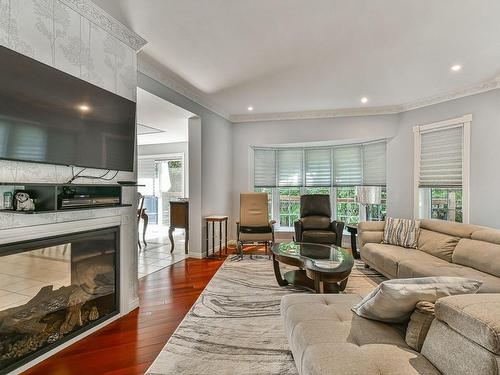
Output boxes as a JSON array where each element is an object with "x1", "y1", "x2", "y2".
[
  {"x1": 169, "y1": 200, "x2": 189, "y2": 254},
  {"x1": 205, "y1": 216, "x2": 228, "y2": 258}
]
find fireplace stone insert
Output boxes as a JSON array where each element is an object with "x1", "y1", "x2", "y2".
[{"x1": 0, "y1": 226, "x2": 119, "y2": 374}]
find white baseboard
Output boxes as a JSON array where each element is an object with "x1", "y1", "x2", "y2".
[{"x1": 129, "y1": 297, "x2": 140, "y2": 311}]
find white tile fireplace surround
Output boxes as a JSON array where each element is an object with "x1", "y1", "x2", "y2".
[{"x1": 0, "y1": 211, "x2": 137, "y2": 374}]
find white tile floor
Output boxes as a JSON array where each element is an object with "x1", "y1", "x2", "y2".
[
  {"x1": 0, "y1": 246, "x2": 71, "y2": 311},
  {"x1": 137, "y1": 225, "x2": 187, "y2": 278}
]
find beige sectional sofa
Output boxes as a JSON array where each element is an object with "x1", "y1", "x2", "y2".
[
  {"x1": 281, "y1": 219, "x2": 500, "y2": 374},
  {"x1": 359, "y1": 219, "x2": 500, "y2": 292},
  {"x1": 281, "y1": 293, "x2": 500, "y2": 375}
]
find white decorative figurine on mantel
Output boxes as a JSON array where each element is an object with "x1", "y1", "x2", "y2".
[{"x1": 14, "y1": 192, "x2": 35, "y2": 211}]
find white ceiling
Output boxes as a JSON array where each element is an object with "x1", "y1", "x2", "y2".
[
  {"x1": 136, "y1": 88, "x2": 192, "y2": 145},
  {"x1": 94, "y1": 0, "x2": 500, "y2": 120}
]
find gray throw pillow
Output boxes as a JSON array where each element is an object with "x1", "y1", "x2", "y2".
[
  {"x1": 382, "y1": 217, "x2": 420, "y2": 248},
  {"x1": 351, "y1": 277, "x2": 482, "y2": 323}
]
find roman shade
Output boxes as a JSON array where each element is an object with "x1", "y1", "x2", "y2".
[
  {"x1": 363, "y1": 141, "x2": 387, "y2": 186},
  {"x1": 254, "y1": 149, "x2": 276, "y2": 187},
  {"x1": 253, "y1": 140, "x2": 387, "y2": 188},
  {"x1": 278, "y1": 149, "x2": 303, "y2": 187},
  {"x1": 419, "y1": 126, "x2": 463, "y2": 187},
  {"x1": 305, "y1": 148, "x2": 332, "y2": 187},
  {"x1": 333, "y1": 145, "x2": 362, "y2": 186}
]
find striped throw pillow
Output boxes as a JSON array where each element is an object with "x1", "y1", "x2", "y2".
[{"x1": 383, "y1": 217, "x2": 421, "y2": 248}]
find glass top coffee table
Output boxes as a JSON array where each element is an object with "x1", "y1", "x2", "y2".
[{"x1": 271, "y1": 242, "x2": 354, "y2": 293}]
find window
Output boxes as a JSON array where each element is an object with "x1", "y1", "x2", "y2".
[
  {"x1": 336, "y1": 186, "x2": 359, "y2": 225},
  {"x1": 414, "y1": 115, "x2": 470, "y2": 223},
  {"x1": 253, "y1": 141, "x2": 387, "y2": 229},
  {"x1": 278, "y1": 188, "x2": 301, "y2": 227}
]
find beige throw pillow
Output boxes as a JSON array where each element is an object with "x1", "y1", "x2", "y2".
[
  {"x1": 351, "y1": 277, "x2": 482, "y2": 323},
  {"x1": 405, "y1": 301, "x2": 435, "y2": 352},
  {"x1": 383, "y1": 217, "x2": 421, "y2": 248}
]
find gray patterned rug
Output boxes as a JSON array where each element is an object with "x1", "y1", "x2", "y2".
[{"x1": 146, "y1": 257, "x2": 384, "y2": 375}]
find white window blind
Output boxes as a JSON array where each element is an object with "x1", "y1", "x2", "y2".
[
  {"x1": 362, "y1": 141, "x2": 387, "y2": 186},
  {"x1": 278, "y1": 149, "x2": 303, "y2": 187},
  {"x1": 254, "y1": 149, "x2": 276, "y2": 187},
  {"x1": 137, "y1": 158, "x2": 156, "y2": 179},
  {"x1": 253, "y1": 140, "x2": 387, "y2": 188},
  {"x1": 419, "y1": 126, "x2": 463, "y2": 187},
  {"x1": 333, "y1": 145, "x2": 362, "y2": 186},
  {"x1": 305, "y1": 148, "x2": 332, "y2": 186}
]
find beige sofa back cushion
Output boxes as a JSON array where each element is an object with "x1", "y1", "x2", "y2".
[
  {"x1": 472, "y1": 229, "x2": 500, "y2": 245},
  {"x1": 420, "y1": 219, "x2": 485, "y2": 238},
  {"x1": 417, "y1": 229, "x2": 459, "y2": 262},
  {"x1": 358, "y1": 221, "x2": 385, "y2": 248},
  {"x1": 453, "y1": 239, "x2": 500, "y2": 277}
]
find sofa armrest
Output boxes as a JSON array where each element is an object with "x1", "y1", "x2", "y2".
[
  {"x1": 358, "y1": 221, "x2": 385, "y2": 249},
  {"x1": 294, "y1": 220, "x2": 303, "y2": 242},
  {"x1": 331, "y1": 220, "x2": 345, "y2": 247}
]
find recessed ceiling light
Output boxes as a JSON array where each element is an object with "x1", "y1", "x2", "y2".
[
  {"x1": 247, "y1": 106, "x2": 253, "y2": 111},
  {"x1": 451, "y1": 64, "x2": 462, "y2": 72},
  {"x1": 77, "y1": 104, "x2": 91, "y2": 112},
  {"x1": 360, "y1": 97, "x2": 368, "y2": 104}
]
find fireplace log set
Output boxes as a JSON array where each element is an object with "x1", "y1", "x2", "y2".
[{"x1": 0, "y1": 258, "x2": 115, "y2": 369}]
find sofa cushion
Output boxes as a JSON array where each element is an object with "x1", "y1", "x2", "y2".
[
  {"x1": 302, "y1": 230, "x2": 336, "y2": 244},
  {"x1": 420, "y1": 218, "x2": 486, "y2": 238},
  {"x1": 472, "y1": 229, "x2": 500, "y2": 245},
  {"x1": 453, "y1": 238, "x2": 500, "y2": 278},
  {"x1": 281, "y1": 294, "x2": 440, "y2": 375},
  {"x1": 434, "y1": 294, "x2": 500, "y2": 355},
  {"x1": 301, "y1": 215, "x2": 331, "y2": 230},
  {"x1": 382, "y1": 217, "x2": 420, "y2": 248},
  {"x1": 417, "y1": 229, "x2": 459, "y2": 262},
  {"x1": 351, "y1": 277, "x2": 482, "y2": 323},
  {"x1": 397, "y1": 259, "x2": 500, "y2": 293},
  {"x1": 405, "y1": 301, "x2": 435, "y2": 352},
  {"x1": 422, "y1": 319, "x2": 500, "y2": 375},
  {"x1": 362, "y1": 243, "x2": 443, "y2": 278}
]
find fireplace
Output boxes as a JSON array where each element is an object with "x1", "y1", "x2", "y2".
[{"x1": 0, "y1": 227, "x2": 119, "y2": 374}]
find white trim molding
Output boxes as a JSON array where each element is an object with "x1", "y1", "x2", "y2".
[
  {"x1": 413, "y1": 114, "x2": 472, "y2": 223},
  {"x1": 60, "y1": 0, "x2": 147, "y2": 51}
]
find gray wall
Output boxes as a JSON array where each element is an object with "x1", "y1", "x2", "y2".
[
  {"x1": 231, "y1": 114, "x2": 400, "y2": 236},
  {"x1": 389, "y1": 89, "x2": 500, "y2": 227},
  {"x1": 138, "y1": 72, "x2": 233, "y2": 253},
  {"x1": 232, "y1": 88, "x2": 500, "y2": 230}
]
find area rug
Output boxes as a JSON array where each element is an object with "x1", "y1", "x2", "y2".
[{"x1": 146, "y1": 257, "x2": 385, "y2": 375}]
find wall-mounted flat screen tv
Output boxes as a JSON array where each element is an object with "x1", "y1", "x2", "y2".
[{"x1": 0, "y1": 45, "x2": 136, "y2": 172}]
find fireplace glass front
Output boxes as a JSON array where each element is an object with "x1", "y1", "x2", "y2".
[{"x1": 0, "y1": 227, "x2": 119, "y2": 373}]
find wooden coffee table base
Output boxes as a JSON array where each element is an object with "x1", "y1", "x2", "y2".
[{"x1": 273, "y1": 256, "x2": 349, "y2": 294}]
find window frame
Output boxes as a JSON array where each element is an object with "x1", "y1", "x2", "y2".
[{"x1": 413, "y1": 114, "x2": 471, "y2": 223}]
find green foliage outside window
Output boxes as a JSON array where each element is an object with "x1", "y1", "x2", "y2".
[
  {"x1": 431, "y1": 188, "x2": 462, "y2": 222},
  {"x1": 336, "y1": 187, "x2": 359, "y2": 225}
]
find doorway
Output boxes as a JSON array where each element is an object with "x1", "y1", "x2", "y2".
[{"x1": 136, "y1": 88, "x2": 193, "y2": 278}]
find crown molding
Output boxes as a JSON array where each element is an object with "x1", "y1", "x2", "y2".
[
  {"x1": 229, "y1": 105, "x2": 401, "y2": 123},
  {"x1": 137, "y1": 55, "x2": 231, "y2": 121},
  {"x1": 230, "y1": 74, "x2": 500, "y2": 123},
  {"x1": 137, "y1": 54, "x2": 500, "y2": 124},
  {"x1": 62, "y1": 0, "x2": 147, "y2": 51},
  {"x1": 398, "y1": 74, "x2": 500, "y2": 112}
]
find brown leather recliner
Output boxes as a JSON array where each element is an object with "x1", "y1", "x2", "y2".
[{"x1": 294, "y1": 194, "x2": 344, "y2": 246}]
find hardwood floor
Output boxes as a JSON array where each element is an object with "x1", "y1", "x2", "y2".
[{"x1": 24, "y1": 257, "x2": 225, "y2": 375}]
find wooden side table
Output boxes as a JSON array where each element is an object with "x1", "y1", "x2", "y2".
[
  {"x1": 346, "y1": 224, "x2": 359, "y2": 259},
  {"x1": 205, "y1": 216, "x2": 228, "y2": 258},
  {"x1": 169, "y1": 200, "x2": 189, "y2": 254}
]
